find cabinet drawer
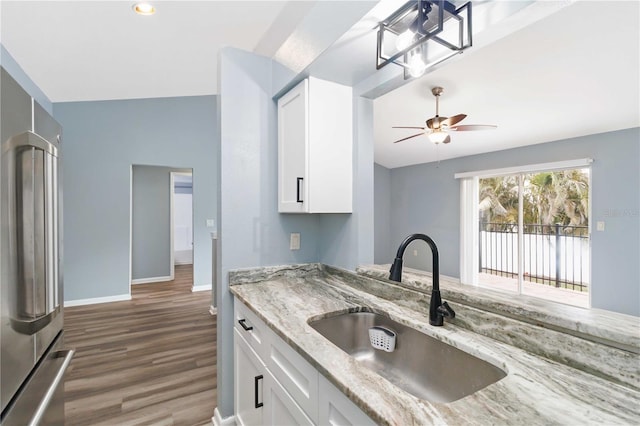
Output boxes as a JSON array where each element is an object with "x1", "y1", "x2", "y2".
[
  {"x1": 234, "y1": 299, "x2": 269, "y2": 361},
  {"x1": 265, "y1": 328, "x2": 319, "y2": 424}
]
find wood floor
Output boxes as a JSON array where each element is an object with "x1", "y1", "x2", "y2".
[{"x1": 63, "y1": 265, "x2": 216, "y2": 426}]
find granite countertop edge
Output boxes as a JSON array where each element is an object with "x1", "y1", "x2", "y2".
[{"x1": 357, "y1": 264, "x2": 640, "y2": 351}]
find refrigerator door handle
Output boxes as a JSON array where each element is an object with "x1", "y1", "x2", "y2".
[
  {"x1": 44, "y1": 150, "x2": 59, "y2": 313},
  {"x1": 28, "y1": 349, "x2": 74, "y2": 426},
  {"x1": 9, "y1": 308, "x2": 60, "y2": 335}
]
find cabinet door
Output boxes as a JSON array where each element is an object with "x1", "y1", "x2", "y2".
[
  {"x1": 234, "y1": 330, "x2": 264, "y2": 426},
  {"x1": 265, "y1": 329, "x2": 319, "y2": 423},
  {"x1": 307, "y1": 77, "x2": 352, "y2": 213},
  {"x1": 318, "y1": 375, "x2": 376, "y2": 426},
  {"x1": 263, "y1": 370, "x2": 314, "y2": 426},
  {"x1": 278, "y1": 79, "x2": 308, "y2": 213}
]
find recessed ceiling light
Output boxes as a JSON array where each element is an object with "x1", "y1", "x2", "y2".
[{"x1": 133, "y1": 3, "x2": 155, "y2": 16}]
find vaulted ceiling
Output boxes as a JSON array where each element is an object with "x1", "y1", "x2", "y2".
[{"x1": 2, "y1": 1, "x2": 638, "y2": 168}]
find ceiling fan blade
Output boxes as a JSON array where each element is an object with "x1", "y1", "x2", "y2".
[
  {"x1": 426, "y1": 116, "x2": 448, "y2": 130},
  {"x1": 449, "y1": 124, "x2": 497, "y2": 131},
  {"x1": 392, "y1": 126, "x2": 426, "y2": 129},
  {"x1": 393, "y1": 132, "x2": 425, "y2": 143},
  {"x1": 442, "y1": 134, "x2": 452, "y2": 144},
  {"x1": 442, "y1": 114, "x2": 467, "y2": 127}
]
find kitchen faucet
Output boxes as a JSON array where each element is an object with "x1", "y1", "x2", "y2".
[{"x1": 389, "y1": 233, "x2": 456, "y2": 326}]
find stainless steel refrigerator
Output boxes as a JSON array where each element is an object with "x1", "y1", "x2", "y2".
[{"x1": 1, "y1": 67, "x2": 74, "y2": 425}]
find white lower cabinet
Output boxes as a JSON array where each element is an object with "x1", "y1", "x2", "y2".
[
  {"x1": 264, "y1": 370, "x2": 314, "y2": 426},
  {"x1": 234, "y1": 298, "x2": 375, "y2": 426},
  {"x1": 318, "y1": 375, "x2": 376, "y2": 426},
  {"x1": 234, "y1": 329, "x2": 265, "y2": 426}
]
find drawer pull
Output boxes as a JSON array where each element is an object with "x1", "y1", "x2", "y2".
[
  {"x1": 254, "y1": 375, "x2": 264, "y2": 408},
  {"x1": 238, "y1": 319, "x2": 253, "y2": 331}
]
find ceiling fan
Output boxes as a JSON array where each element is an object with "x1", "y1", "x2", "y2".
[{"x1": 393, "y1": 86, "x2": 497, "y2": 144}]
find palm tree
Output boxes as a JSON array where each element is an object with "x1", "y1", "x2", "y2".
[
  {"x1": 524, "y1": 169, "x2": 589, "y2": 228},
  {"x1": 480, "y1": 169, "x2": 589, "y2": 230},
  {"x1": 479, "y1": 176, "x2": 518, "y2": 231}
]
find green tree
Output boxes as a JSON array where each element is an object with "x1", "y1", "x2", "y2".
[
  {"x1": 524, "y1": 169, "x2": 589, "y2": 227},
  {"x1": 479, "y1": 169, "x2": 589, "y2": 229}
]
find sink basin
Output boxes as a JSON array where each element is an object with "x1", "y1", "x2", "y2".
[{"x1": 309, "y1": 310, "x2": 506, "y2": 403}]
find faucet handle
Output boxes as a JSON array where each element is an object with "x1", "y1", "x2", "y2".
[{"x1": 437, "y1": 301, "x2": 456, "y2": 319}]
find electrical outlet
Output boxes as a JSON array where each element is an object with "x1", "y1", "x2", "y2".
[
  {"x1": 596, "y1": 221, "x2": 605, "y2": 231},
  {"x1": 290, "y1": 233, "x2": 300, "y2": 250},
  {"x1": 206, "y1": 219, "x2": 215, "y2": 228}
]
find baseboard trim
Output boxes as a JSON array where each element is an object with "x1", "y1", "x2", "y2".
[
  {"x1": 131, "y1": 275, "x2": 172, "y2": 285},
  {"x1": 192, "y1": 284, "x2": 211, "y2": 292},
  {"x1": 209, "y1": 305, "x2": 217, "y2": 315},
  {"x1": 174, "y1": 260, "x2": 193, "y2": 266},
  {"x1": 64, "y1": 294, "x2": 131, "y2": 307},
  {"x1": 212, "y1": 408, "x2": 235, "y2": 426}
]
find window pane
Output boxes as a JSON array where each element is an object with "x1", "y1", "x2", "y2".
[
  {"x1": 521, "y1": 169, "x2": 590, "y2": 307},
  {"x1": 478, "y1": 175, "x2": 519, "y2": 293}
]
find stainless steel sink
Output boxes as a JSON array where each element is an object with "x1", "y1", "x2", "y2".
[{"x1": 309, "y1": 310, "x2": 506, "y2": 403}]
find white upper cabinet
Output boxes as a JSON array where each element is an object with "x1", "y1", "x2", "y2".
[{"x1": 278, "y1": 77, "x2": 353, "y2": 213}]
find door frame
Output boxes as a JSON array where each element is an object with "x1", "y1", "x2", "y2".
[
  {"x1": 170, "y1": 171, "x2": 194, "y2": 278},
  {"x1": 129, "y1": 165, "x2": 193, "y2": 293}
]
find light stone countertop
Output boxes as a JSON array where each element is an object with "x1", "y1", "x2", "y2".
[
  {"x1": 229, "y1": 264, "x2": 640, "y2": 426},
  {"x1": 358, "y1": 264, "x2": 640, "y2": 352}
]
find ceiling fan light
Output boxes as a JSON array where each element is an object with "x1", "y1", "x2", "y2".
[{"x1": 428, "y1": 130, "x2": 448, "y2": 144}]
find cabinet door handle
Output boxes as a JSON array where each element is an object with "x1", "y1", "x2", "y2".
[
  {"x1": 254, "y1": 374, "x2": 264, "y2": 408},
  {"x1": 296, "y1": 177, "x2": 304, "y2": 203},
  {"x1": 238, "y1": 319, "x2": 253, "y2": 331}
]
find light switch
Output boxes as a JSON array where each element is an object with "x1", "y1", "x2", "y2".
[
  {"x1": 290, "y1": 233, "x2": 300, "y2": 250},
  {"x1": 413, "y1": 249, "x2": 418, "y2": 256},
  {"x1": 206, "y1": 219, "x2": 215, "y2": 228},
  {"x1": 596, "y1": 221, "x2": 605, "y2": 231}
]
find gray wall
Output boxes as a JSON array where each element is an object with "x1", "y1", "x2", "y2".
[
  {"x1": 54, "y1": 96, "x2": 217, "y2": 302},
  {"x1": 132, "y1": 166, "x2": 191, "y2": 280},
  {"x1": 216, "y1": 47, "x2": 377, "y2": 418},
  {"x1": 217, "y1": 48, "x2": 321, "y2": 417},
  {"x1": 318, "y1": 96, "x2": 375, "y2": 270},
  {"x1": 380, "y1": 128, "x2": 640, "y2": 316},
  {"x1": 374, "y1": 163, "x2": 392, "y2": 264}
]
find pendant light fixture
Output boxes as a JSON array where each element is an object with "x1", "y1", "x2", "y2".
[{"x1": 376, "y1": 0, "x2": 472, "y2": 79}]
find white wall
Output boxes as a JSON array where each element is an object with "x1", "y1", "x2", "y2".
[{"x1": 174, "y1": 191, "x2": 193, "y2": 264}]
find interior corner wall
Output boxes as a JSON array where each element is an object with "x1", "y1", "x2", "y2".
[
  {"x1": 387, "y1": 127, "x2": 640, "y2": 316},
  {"x1": 0, "y1": 45, "x2": 52, "y2": 114},
  {"x1": 132, "y1": 165, "x2": 191, "y2": 281},
  {"x1": 374, "y1": 163, "x2": 392, "y2": 264},
  {"x1": 53, "y1": 95, "x2": 217, "y2": 303},
  {"x1": 318, "y1": 96, "x2": 375, "y2": 270},
  {"x1": 216, "y1": 47, "x2": 320, "y2": 418}
]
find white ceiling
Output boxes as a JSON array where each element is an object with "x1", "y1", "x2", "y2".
[
  {"x1": 1, "y1": 1, "x2": 638, "y2": 169},
  {"x1": 0, "y1": 0, "x2": 317, "y2": 102},
  {"x1": 373, "y1": 0, "x2": 640, "y2": 168}
]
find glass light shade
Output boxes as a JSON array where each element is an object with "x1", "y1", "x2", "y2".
[
  {"x1": 428, "y1": 130, "x2": 448, "y2": 144},
  {"x1": 407, "y1": 53, "x2": 426, "y2": 78},
  {"x1": 396, "y1": 29, "x2": 415, "y2": 51}
]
